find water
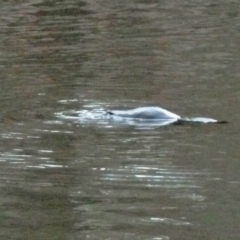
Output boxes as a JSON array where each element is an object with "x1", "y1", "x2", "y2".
[{"x1": 0, "y1": 0, "x2": 240, "y2": 239}]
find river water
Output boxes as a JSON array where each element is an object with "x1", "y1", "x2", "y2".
[{"x1": 0, "y1": 0, "x2": 240, "y2": 239}]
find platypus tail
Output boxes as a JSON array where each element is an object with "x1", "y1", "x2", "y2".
[
  {"x1": 217, "y1": 120, "x2": 228, "y2": 124},
  {"x1": 173, "y1": 119, "x2": 229, "y2": 125}
]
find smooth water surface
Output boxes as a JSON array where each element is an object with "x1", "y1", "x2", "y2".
[{"x1": 0, "y1": 0, "x2": 240, "y2": 239}]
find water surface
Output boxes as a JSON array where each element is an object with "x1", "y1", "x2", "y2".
[{"x1": 0, "y1": 0, "x2": 240, "y2": 240}]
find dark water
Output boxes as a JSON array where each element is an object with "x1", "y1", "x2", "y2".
[{"x1": 0, "y1": 0, "x2": 240, "y2": 239}]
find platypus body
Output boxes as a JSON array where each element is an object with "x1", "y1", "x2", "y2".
[{"x1": 107, "y1": 107, "x2": 228, "y2": 124}]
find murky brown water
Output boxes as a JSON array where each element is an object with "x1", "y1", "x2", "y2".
[{"x1": 0, "y1": 0, "x2": 240, "y2": 239}]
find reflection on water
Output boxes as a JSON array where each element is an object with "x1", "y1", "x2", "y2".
[
  {"x1": 0, "y1": 0, "x2": 240, "y2": 240},
  {"x1": 98, "y1": 165, "x2": 201, "y2": 188}
]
